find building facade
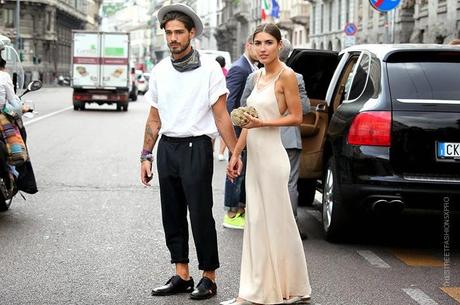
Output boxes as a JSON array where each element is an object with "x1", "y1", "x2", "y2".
[
  {"x1": 308, "y1": 0, "x2": 460, "y2": 51},
  {"x1": 101, "y1": 0, "x2": 153, "y2": 71},
  {"x1": 0, "y1": 0, "x2": 102, "y2": 84}
]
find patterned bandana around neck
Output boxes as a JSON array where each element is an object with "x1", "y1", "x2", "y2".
[{"x1": 171, "y1": 48, "x2": 201, "y2": 72}]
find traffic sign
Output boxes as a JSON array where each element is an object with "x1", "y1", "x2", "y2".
[
  {"x1": 369, "y1": 0, "x2": 401, "y2": 12},
  {"x1": 344, "y1": 23, "x2": 357, "y2": 36}
]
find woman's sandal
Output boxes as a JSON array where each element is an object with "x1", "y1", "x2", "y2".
[
  {"x1": 220, "y1": 297, "x2": 254, "y2": 305},
  {"x1": 283, "y1": 296, "x2": 311, "y2": 304}
]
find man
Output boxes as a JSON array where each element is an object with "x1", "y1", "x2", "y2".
[
  {"x1": 222, "y1": 35, "x2": 258, "y2": 230},
  {"x1": 140, "y1": 3, "x2": 241, "y2": 301},
  {"x1": 240, "y1": 39, "x2": 310, "y2": 239}
]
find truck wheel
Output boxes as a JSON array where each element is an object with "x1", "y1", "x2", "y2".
[
  {"x1": 298, "y1": 178, "x2": 316, "y2": 207},
  {"x1": 322, "y1": 156, "x2": 351, "y2": 242}
]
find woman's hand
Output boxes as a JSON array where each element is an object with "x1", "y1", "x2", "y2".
[
  {"x1": 242, "y1": 113, "x2": 265, "y2": 129},
  {"x1": 227, "y1": 155, "x2": 243, "y2": 182}
]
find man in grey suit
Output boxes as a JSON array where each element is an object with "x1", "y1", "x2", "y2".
[{"x1": 240, "y1": 39, "x2": 310, "y2": 239}]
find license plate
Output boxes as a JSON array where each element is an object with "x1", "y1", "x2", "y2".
[
  {"x1": 92, "y1": 95, "x2": 108, "y2": 100},
  {"x1": 437, "y1": 142, "x2": 460, "y2": 160}
]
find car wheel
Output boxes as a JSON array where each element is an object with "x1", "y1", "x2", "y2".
[
  {"x1": 73, "y1": 101, "x2": 80, "y2": 111},
  {"x1": 298, "y1": 178, "x2": 316, "y2": 207},
  {"x1": 80, "y1": 103, "x2": 85, "y2": 111},
  {"x1": 122, "y1": 104, "x2": 128, "y2": 111},
  {"x1": 322, "y1": 156, "x2": 350, "y2": 242},
  {"x1": 116, "y1": 104, "x2": 122, "y2": 111}
]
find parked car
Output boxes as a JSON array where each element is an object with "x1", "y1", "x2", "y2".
[
  {"x1": 136, "y1": 72, "x2": 149, "y2": 94},
  {"x1": 287, "y1": 44, "x2": 460, "y2": 241}
]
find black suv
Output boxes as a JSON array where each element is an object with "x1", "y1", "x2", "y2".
[{"x1": 287, "y1": 44, "x2": 460, "y2": 241}]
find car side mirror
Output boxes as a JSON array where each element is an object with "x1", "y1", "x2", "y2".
[{"x1": 27, "y1": 80, "x2": 42, "y2": 92}]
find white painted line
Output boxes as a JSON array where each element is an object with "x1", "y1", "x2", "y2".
[
  {"x1": 357, "y1": 250, "x2": 391, "y2": 268},
  {"x1": 24, "y1": 106, "x2": 73, "y2": 126},
  {"x1": 403, "y1": 288, "x2": 439, "y2": 305}
]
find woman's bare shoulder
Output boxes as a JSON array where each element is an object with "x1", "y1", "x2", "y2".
[{"x1": 279, "y1": 67, "x2": 297, "y2": 83}]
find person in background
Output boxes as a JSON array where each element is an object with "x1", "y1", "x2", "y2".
[
  {"x1": 215, "y1": 56, "x2": 228, "y2": 76},
  {"x1": 222, "y1": 35, "x2": 258, "y2": 230},
  {"x1": 448, "y1": 38, "x2": 460, "y2": 45},
  {"x1": 215, "y1": 56, "x2": 228, "y2": 161},
  {"x1": 240, "y1": 38, "x2": 310, "y2": 239}
]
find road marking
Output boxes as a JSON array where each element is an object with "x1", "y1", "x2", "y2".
[
  {"x1": 357, "y1": 250, "x2": 390, "y2": 268},
  {"x1": 441, "y1": 287, "x2": 460, "y2": 303},
  {"x1": 24, "y1": 106, "x2": 73, "y2": 126},
  {"x1": 403, "y1": 288, "x2": 439, "y2": 305},
  {"x1": 392, "y1": 249, "x2": 443, "y2": 267}
]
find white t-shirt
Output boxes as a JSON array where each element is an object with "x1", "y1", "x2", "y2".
[
  {"x1": 0, "y1": 71, "x2": 21, "y2": 112},
  {"x1": 145, "y1": 54, "x2": 229, "y2": 138}
]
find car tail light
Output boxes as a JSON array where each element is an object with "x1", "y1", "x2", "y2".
[
  {"x1": 74, "y1": 95, "x2": 82, "y2": 100},
  {"x1": 347, "y1": 111, "x2": 391, "y2": 146}
]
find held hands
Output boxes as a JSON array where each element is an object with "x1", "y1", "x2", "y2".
[{"x1": 226, "y1": 155, "x2": 243, "y2": 182}]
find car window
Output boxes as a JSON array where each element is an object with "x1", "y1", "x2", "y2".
[
  {"x1": 345, "y1": 53, "x2": 371, "y2": 101},
  {"x1": 387, "y1": 59, "x2": 460, "y2": 100}
]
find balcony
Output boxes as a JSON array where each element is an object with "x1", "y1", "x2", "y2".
[
  {"x1": 277, "y1": 10, "x2": 294, "y2": 31},
  {"x1": 291, "y1": 2, "x2": 309, "y2": 25},
  {"x1": 233, "y1": 1, "x2": 250, "y2": 23}
]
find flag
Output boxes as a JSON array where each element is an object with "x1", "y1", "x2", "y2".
[
  {"x1": 261, "y1": 0, "x2": 280, "y2": 21},
  {"x1": 261, "y1": 0, "x2": 271, "y2": 21},
  {"x1": 271, "y1": 0, "x2": 280, "y2": 19}
]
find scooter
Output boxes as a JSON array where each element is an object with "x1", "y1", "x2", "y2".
[{"x1": 0, "y1": 81, "x2": 42, "y2": 212}]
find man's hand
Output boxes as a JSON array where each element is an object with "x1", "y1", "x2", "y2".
[
  {"x1": 226, "y1": 155, "x2": 243, "y2": 182},
  {"x1": 140, "y1": 161, "x2": 153, "y2": 186}
]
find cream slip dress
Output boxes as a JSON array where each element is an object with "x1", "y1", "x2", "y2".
[{"x1": 238, "y1": 67, "x2": 312, "y2": 304}]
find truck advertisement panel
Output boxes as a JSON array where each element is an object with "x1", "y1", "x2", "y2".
[
  {"x1": 101, "y1": 34, "x2": 129, "y2": 88},
  {"x1": 72, "y1": 33, "x2": 100, "y2": 87}
]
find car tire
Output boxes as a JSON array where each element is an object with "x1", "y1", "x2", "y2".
[
  {"x1": 298, "y1": 178, "x2": 316, "y2": 207},
  {"x1": 122, "y1": 104, "x2": 128, "y2": 111},
  {"x1": 73, "y1": 101, "x2": 80, "y2": 111},
  {"x1": 322, "y1": 156, "x2": 351, "y2": 242},
  {"x1": 116, "y1": 104, "x2": 122, "y2": 111},
  {"x1": 80, "y1": 103, "x2": 85, "y2": 111}
]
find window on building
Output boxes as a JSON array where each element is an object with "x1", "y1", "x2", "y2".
[
  {"x1": 328, "y1": 2, "x2": 332, "y2": 32},
  {"x1": 312, "y1": 5, "x2": 316, "y2": 35},
  {"x1": 320, "y1": 4, "x2": 324, "y2": 33},
  {"x1": 338, "y1": 0, "x2": 342, "y2": 29},
  {"x1": 46, "y1": 11, "x2": 52, "y2": 31},
  {"x1": 345, "y1": 0, "x2": 350, "y2": 23},
  {"x1": 3, "y1": 9, "x2": 14, "y2": 28}
]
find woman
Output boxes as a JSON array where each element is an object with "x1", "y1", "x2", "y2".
[{"x1": 225, "y1": 23, "x2": 311, "y2": 305}]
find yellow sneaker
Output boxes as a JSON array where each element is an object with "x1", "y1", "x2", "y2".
[{"x1": 223, "y1": 213, "x2": 245, "y2": 229}]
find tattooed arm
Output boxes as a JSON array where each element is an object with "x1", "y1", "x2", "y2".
[{"x1": 140, "y1": 106, "x2": 161, "y2": 186}]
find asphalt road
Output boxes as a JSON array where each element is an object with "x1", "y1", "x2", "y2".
[{"x1": 0, "y1": 88, "x2": 458, "y2": 305}]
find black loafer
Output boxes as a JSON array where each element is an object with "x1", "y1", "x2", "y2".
[
  {"x1": 151, "y1": 275, "x2": 194, "y2": 296},
  {"x1": 190, "y1": 277, "x2": 217, "y2": 300}
]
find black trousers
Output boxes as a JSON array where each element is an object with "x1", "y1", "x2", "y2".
[{"x1": 157, "y1": 135, "x2": 219, "y2": 271}]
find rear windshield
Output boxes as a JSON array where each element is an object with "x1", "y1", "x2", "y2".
[{"x1": 387, "y1": 52, "x2": 460, "y2": 100}]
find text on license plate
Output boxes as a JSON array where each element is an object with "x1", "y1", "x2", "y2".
[
  {"x1": 92, "y1": 95, "x2": 108, "y2": 100},
  {"x1": 437, "y1": 142, "x2": 460, "y2": 159}
]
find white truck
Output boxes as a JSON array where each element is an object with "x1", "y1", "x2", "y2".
[{"x1": 71, "y1": 31, "x2": 130, "y2": 111}]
